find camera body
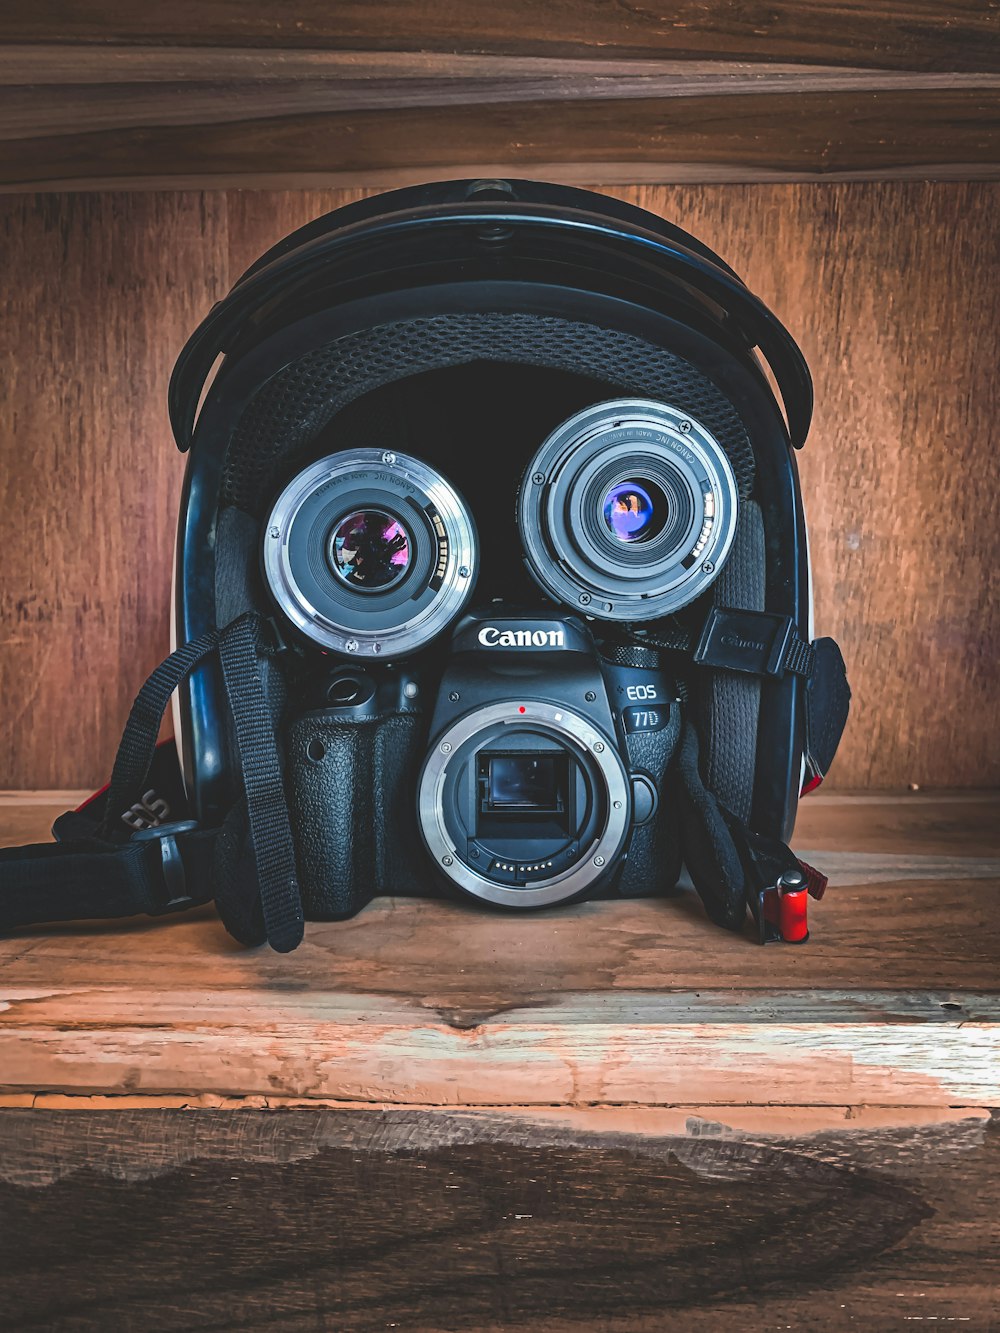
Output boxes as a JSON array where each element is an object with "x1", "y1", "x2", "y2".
[
  {"x1": 161, "y1": 180, "x2": 850, "y2": 946},
  {"x1": 286, "y1": 610, "x2": 680, "y2": 917}
]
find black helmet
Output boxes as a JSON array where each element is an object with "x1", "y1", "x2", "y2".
[{"x1": 2, "y1": 180, "x2": 849, "y2": 951}]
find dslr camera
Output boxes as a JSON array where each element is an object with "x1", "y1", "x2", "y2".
[
  {"x1": 269, "y1": 393, "x2": 731, "y2": 914},
  {"x1": 163, "y1": 179, "x2": 850, "y2": 942}
]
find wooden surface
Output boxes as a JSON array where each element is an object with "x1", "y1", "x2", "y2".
[
  {"x1": 0, "y1": 1107, "x2": 996, "y2": 1331},
  {"x1": 1, "y1": 792, "x2": 998, "y2": 1108},
  {"x1": 3, "y1": 1, "x2": 997, "y2": 68},
  {"x1": 2, "y1": 793, "x2": 997, "y2": 1327},
  {"x1": 3, "y1": 83, "x2": 1000, "y2": 190},
  {"x1": 1, "y1": 4, "x2": 999, "y2": 186},
  {"x1": 2, "y1": 183, "x2": 999, "y2": 790}
]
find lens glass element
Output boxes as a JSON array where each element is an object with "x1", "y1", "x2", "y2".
[
  {"x1": 602, "y1": 479, "x2": 667, "y2": 544},
  {"x1": 263, "y1": 448, "x2": 477, "y2": 657},
  {"x1": 328, "y1": 508, "x2": 411, "y2": 591}
]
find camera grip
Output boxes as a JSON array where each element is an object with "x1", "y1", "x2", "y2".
[
  {"x1": 616, "y1": 708, "x2": 683, "y2": 899},
  {"x1": 286, "y1": 710, "x2": 426, "y2": 919}
]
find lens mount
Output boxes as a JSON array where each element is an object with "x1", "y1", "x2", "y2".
[
  {"x1": 263, "y1": 448, "x2": 477, "y2": 657},
  {"x1": 518, "y1": 399, "x2": 739, "y2": 621},
  {"x1": 418, "y1": 700, "x2": 630, "y2": 909}
]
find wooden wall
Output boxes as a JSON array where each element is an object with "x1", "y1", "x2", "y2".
[{"x1": 1, "y1": 182, "x2": 998, "y2": 791}]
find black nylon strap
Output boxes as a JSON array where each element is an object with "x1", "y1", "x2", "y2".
[
  {"x1": 783, "y1": 635, "x2": 816, "y2": 678},
  {"x1": 1, "y1": 612, "x2": 303, "y2": 952},
  {"x1": 99, "y1": 625, "x2": 225, "y2": 840},
  {"x1": 0, "y1": 829, "x2": 217, "y2": 930},
  {"x1": 218, "y1": 613, "x2": 304, "y2": 953}
]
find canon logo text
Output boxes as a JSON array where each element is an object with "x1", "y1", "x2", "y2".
[{"x1": 478, "y1": 625, "x2": 565, "y2": 648}]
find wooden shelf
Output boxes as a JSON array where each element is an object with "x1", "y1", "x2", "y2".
[
  {"x1": 2, "y1": 791, "x2": 998, "y2": 1328},
  {"x1": 1, "y1": 2, "x2": 998, "y2": 187},
  {"x1": 2, "y1": 791, "x2": 997, "y2": 1109}
]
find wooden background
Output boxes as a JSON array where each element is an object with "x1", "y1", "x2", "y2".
[
  {"x1": 1, "y1": 0, "x2": 998, "y2": 791},
  {"x1": 1, "y1": 181, "x2": 998, "y2": 791}
]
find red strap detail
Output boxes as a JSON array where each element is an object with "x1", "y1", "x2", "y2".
[
  {"x1": 75, "y1": 781, "x2": 111, "y2": 814},
  {"x1": 74, "y1": 739, "x2": 176, "y2": 815},
  {"x1": 797, "y1": 858, "x2": 828, "y2": 901},
  {"x1": 800, "y1": 773, "x2": 824, "y2": 797}
]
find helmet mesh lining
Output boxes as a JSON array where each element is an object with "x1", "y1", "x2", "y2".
[{"x1": 219, "y1": 313, "x2": 755, "y2": 515}]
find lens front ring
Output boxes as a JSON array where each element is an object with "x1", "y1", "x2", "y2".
[
  {"x1": 417, "y1": 700, "x2": 630, "y2": 909},
  {"x1": 519, "y1": 399, "x2": 739, "y2": 622},
  {"x1": 263, "y1": 448, "x2": 477, "y2": 657}
]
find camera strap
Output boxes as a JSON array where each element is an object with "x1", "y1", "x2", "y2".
[
  {"x1": 626, "y1": 609, "x2": 850, "y2": 785},
  {"x1": 0, "y1": 613, "x2": 304, "y2": 953},
  {"x1": 671, "y1": 719, "x2": 828, "y2": 945},
  {"x1": 630, "y1": 608, "x2": 816, "y2": 678},
  {"x1": 1, "y1": 612, "x2": 837, "y2": 950}
]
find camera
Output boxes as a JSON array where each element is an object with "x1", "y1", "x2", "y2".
[
  {"x1": 266, "y1": 397, "x2": 721, "y2": 914},
  {"x1": 285, "y1": 609, "x2": 680, "y2": 916}
]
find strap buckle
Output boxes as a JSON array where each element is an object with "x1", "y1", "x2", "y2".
[
  {"x1": 131, "y1": 820, "x2": 198, "y2": 912},
  {"x1": 694, "y1": 608, "x2": 797, "y2": 677},
  {"x1": 698, "y1": 610, "x2": 821, "y2": 682},
  {"x1": 720, "y1": 808, "x2": 822, "y2": 944},
  {"x1": 755, "y1": 870, "x2": 810, "y2": 945}
]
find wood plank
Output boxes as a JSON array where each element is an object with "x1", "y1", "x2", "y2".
[
  {"x1": 0, "y1": 47, "x2": 997, "y2": 186},
  {"x1": 0, "y1": 192, "x2": 228, "y2": 790},
  {"x1": 2, "y1": 9, "x2": 997, "y2": 186},
  {"x1": 2, "y1": 986, "x2": 997, "y2": 1106},
  {"x1": 0, "y1": 1107, "x2": 996, "y2": 1329},
  {"x1": 6, "y1": 75, "x2": 999, "y2": 163},
  {"x1": 4, "y1": 46, "x2": 1000, "y2": 92},
  {"x1": 0, "y1": 796, "x2": 997, "y2": 1106},
  {"x1": 1, "y1": 1, "x2": 997, "y2": 73},
  {"x1": 2, "y1": 185, "x2": 999, "y2": 787},
  {"x1": 3, "y1": 794, "x2": 998, "y2": 993},
  {"x1": 2, "y1": 89, "x2": 999, "y2": 189}
]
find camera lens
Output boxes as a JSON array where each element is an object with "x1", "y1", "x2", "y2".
[
  {"x1": 602, "y1": 479, "x2": 668, "y2": 544},
  {"x1": 519, "y1": 399, "x2": 738, "y2": 622},
  {"x1": 263, "y1": 449, "x2": 477, "y2": 657},
  {"x1": 328, "y1": 508, "x2": 411, "y2": 591},
  {"x1": 417, "y1": 700, "x2": 630, "y2": 909}
]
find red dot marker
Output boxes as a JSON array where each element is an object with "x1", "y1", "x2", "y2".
[{"x1": 518, "y1": 706, "x2": 526, "y2": 714}]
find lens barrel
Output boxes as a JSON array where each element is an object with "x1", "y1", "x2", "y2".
[
  {"x1": 263, "y1": 449, "x2": 477, "y2": 657},
  {"x1": 518, "y1": 399, "x2": 739, "y2": 622}
]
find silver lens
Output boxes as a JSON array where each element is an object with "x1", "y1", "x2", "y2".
[
  {"x1": 518, "y1": 399, "x2": 739, "y2": 621},
  {"x1": 263, "y1": 448, "x2": 477, "y2": 657}
]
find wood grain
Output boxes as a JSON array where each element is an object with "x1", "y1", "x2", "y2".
[
  {"x1": 0, "y1": 1107, "x2": 996, "y2": 1330},
  {"x1": 5, "y1": 47, "x2": 1000, "y2": 93},
  {"x1": 2, "y1": 184, "x2": 999, "y2": 788},
  {"x1": 0, "y1": 193, "x2": 228, "y2": 789},
  {"x1": 3, "y1": 987, "x2": 997, "y2": 1106},
  {"x1": 0, "y1": 795, "x2": 997, "y2": 1106},
  {"x1": 2, "y1": 1, "x2": 997, "y2": 71},
  {"x1": 2, "y1": 89, "x2": 999, "y2": 189},
  {"x1": 2, "y1": 0, "x2": 999, "y2": 189}
]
